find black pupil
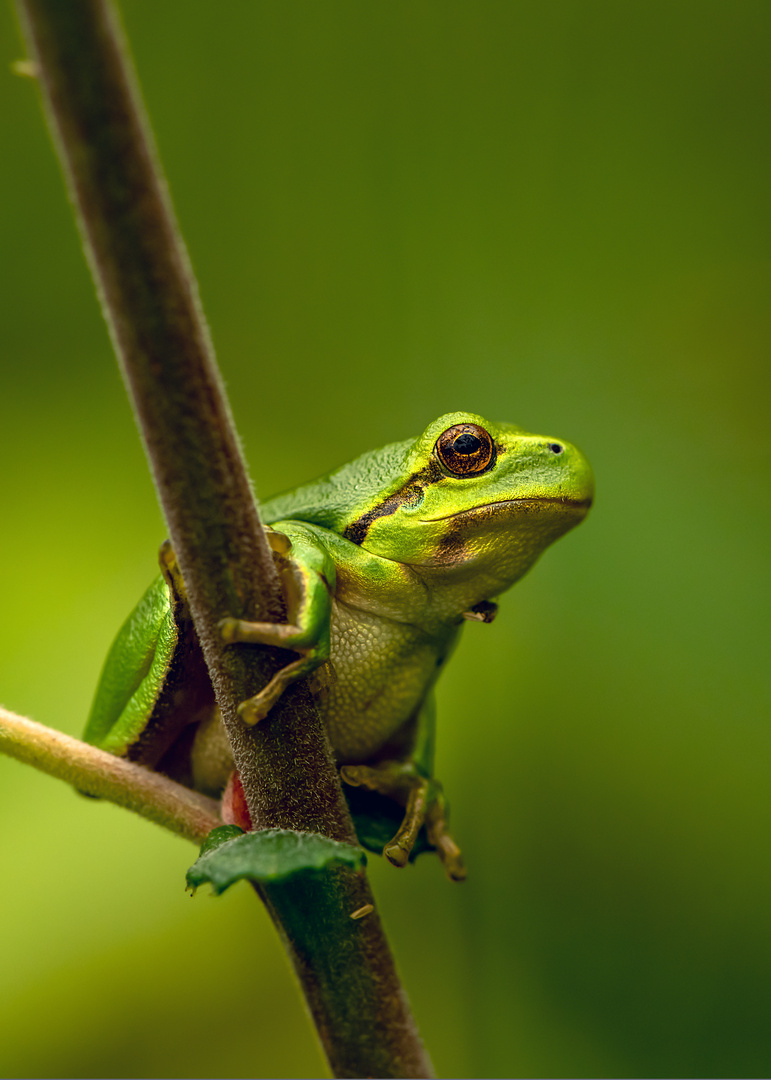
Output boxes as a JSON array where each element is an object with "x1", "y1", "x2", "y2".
[{"x1": 453, "y1": 433, "x2": 482, "y2": 455}]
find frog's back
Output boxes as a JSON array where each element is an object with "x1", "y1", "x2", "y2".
[{"x1": 260, "y1": 438, "x2": 413, "y2": 534}]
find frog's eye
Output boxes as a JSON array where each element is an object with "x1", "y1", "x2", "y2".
[{"x1": 435, "y1": 423, "x2": 495, "y2": 477}]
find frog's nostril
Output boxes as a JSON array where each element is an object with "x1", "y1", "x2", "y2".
[{"x1": 548, "y1": 442, "x2": 564, "y2": 455}]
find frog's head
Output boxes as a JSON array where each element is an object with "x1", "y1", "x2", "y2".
[{"x1": 342, "y1": 411, "x2": 594, "y2": 590}]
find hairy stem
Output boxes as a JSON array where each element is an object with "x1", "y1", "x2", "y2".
[
  {"x1": 0, "y1": 707, "x2": 221, "y2": 843},
  {"x1": 14, "y1": 2, "x2": 432, "y2": 1076}
]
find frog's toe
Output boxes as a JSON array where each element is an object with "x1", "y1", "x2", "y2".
[
  {"x1": 462, "y1": 599, "x2": 498, "y2": 623},
  {"x1": 383, "y1": 839, "x2": 411, "y2": 868},
  {"x1": 434, "y1": 832, "x2": 466, "y2": 881},
  {"x1": 264, "y1": 527, "x2": 292, "y2": 555},
  {"x1": 340, "y1": 761, "x2": 415, "y2": 800},
  {"x1": 381, "y1": 779, "x2": 430, "y2": 867},
  {"x1": 236, "y1": 696, "x2": 271, "y2": 726},
  {"x1": 219, "y1": 617, "x2": 241, "y2": 644},
  {"x1": 158, "y1": 540, "x2": 189, "y2": 604},
  {"x1": 340, "y1": 764, "x2": 375, "y2": 788},
  {"x1": 236, "y1": 655, "x2": 315, "y2": 726},
  {"x1": 426, "y1": 799, "x2": 467, "y2": 882}
]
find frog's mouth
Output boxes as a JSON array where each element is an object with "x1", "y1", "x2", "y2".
[{"x1": 420, "y1": 495, "x2": 593, "y2": 523}]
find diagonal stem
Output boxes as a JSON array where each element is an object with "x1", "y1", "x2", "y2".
[{"x1": 13, "y1": 1, "x2": 432, "y2": 1076}]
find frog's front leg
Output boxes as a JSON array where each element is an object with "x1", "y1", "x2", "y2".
[
  {"x1": 341, "y1": 693, "x2": 466, "y2": 882},
  {"x1": 219, "y1": 525, "x2": 333, "y2": 725}
]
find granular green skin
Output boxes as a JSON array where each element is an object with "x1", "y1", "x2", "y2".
[{"x1": 84, "y1": 411, "x2": 593, "y2": 873}]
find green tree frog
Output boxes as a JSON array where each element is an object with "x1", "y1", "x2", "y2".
[{"x1": 84, "y1": 412, "x2": 593, "y2": 879}]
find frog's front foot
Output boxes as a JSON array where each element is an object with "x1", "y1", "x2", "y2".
[
  {"x1": 219, "y1": 526, "x2": 333, "y2": 725},
  {"x1": 341, "y1": 762, "x2": 466, "y2": 882},
  {"x1": 462, "y1": 599, "x2": 498, "y2": 623},
  {"x1": 219, "y1": 617, "x2": 325, "y2": 726}
]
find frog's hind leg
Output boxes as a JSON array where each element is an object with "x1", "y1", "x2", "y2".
[
  {"x1": 341, "y1": 691, "x2": 466, "y2": 882},
  {"x1": 83, "y1": 544, "x2": 215, "y2": 780}
]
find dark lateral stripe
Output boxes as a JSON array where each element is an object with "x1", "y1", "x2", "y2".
[{"x1": 343, "y1": 460, "x2": 442, "y2": 545}]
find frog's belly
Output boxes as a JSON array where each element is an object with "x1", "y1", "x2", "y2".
[{"x1": 319, "y1": 600, "x2": 440, "y2": 764}]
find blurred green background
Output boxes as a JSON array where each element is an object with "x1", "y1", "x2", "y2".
[{"x1": 1, "y1": 2, "x2": 770, "y2": 1077}]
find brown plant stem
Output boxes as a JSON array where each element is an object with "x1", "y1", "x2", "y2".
[
  {"x1": 0, "y1": 706, "x2": 221, "y2": 843},
  {"x1": 14, "y1": 1, "x2": 433, "y2": 1076}
]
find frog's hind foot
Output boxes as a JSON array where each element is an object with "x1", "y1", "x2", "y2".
[{"x1": 341, "y1": 762, "x2": 466, "y2": 882}]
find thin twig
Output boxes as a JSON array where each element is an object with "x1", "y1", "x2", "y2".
[
  {"x1": 14, "y1": 2, "x2": 432, "y2": 1076},
  {"x1": 0, "y1": 707, "x2": 221, "y2": 843}
]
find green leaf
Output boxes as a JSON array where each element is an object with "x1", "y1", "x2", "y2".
[
  {"x1": 187, "y1": 828, "x2": 366, "y2": 895},
  {"x1": 197, "y1": 823, "x2": 245, "y2": 856}
]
